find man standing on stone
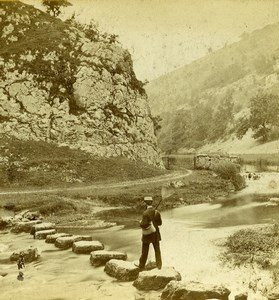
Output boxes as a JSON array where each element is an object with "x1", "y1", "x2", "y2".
[{"x1": 136, "y1": 196, "x2": 162, "y2": 270}]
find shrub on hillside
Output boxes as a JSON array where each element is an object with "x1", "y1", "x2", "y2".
[{"x1": 212, "y1": 161, "x2": 245, "y2": 191}]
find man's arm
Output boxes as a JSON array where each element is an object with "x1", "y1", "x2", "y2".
[{"x1": 155, "y1": 210, "x2": 162, "y2": 226}]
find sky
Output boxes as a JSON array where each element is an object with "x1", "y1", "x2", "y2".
[{"x1": 24, "y1": 0, "x2": 279, "y2": 80}]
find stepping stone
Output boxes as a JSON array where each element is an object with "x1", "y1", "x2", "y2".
[
  {"x1": 161, "y1": 281, "x2": 231, "y2": 300},
  {"x1": 105, "y1": 259, "x2": 139, "y2": 281},
  {"x1": 72, "y1": 241, "x2": 104, "y2": 254},
  {"x1": 31, "y1": 222, "x2": 56, "y2": 235},
  {"x1": 11, "y1": 220, "x2": 42, "y2": 233},
  {"x1": 235, "y1": 292, "x2": 248, "y2": 300},
  {"x1": 55, "y1": 235, "x2": 91, "y2": 249},
  {"x1": 79, "y1": 235, "x2": 92, "y2": 241},
  {"x1": 90, "y1": 250, "x2": 127, "y2": 266},
  {"x1": 133, "y1": 267, "x2": 181, "y2": 290},
  {"x1": 10, "y1": 248, "x2": 40, "y2": 263},
  {"x1": 45, "y1": 233, "x2": 72, "y2": 243},
  {"x1": 35, "y1": 229, "x2": 56, "y2": 240}
]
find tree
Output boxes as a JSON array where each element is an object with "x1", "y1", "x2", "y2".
[
  {"x1": 42, "y1": 0, "x2": 72, "y2": 17},
  {"x1": 151, "y1": 115, "x2": 162, "y2": 136},
  {"x1": 249, "y1": 93, "x2": 279, "y2": 142},
  {"x1": 210, "y1": 93, "x2": 234, "y2": 141}
]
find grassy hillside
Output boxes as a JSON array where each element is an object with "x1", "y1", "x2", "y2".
[
  {"x1": 0, "y1": 137, "x2": 166, "y2": 188},
  {"x1": 147, "y1": 22, "x2": 279, "y2": 153}
]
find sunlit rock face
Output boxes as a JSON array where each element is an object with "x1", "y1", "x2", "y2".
[{"x1": 0, "y1": 1, "x2": 163, "y2": 168}]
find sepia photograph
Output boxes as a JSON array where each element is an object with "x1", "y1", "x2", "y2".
[{"x1": 1, "y1": 0, "x2": 279, "y2": 299}]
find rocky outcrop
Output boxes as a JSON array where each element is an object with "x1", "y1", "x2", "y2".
[
  {"x1": 133, "y1": 267, "x2": 181, "y2": 291},
  {"x1": 90, "y1": 250, "x2": 127, "y2": 267},
  {"x1": 161, "y1": 281, "x2": 231, "y2": 300},
  {"x1": 10, "y1": 248, "x2": 39, "y2": 263},
  {"x1": 2, "y1": 210, "x2": 42, "y2": 232},
  {"x1": 104, "y1": 259, "x2": 139, "y2": 281},
  {"x1": 0, "y1": 1, "x2": 163, "y2": 168},
  {"x1": 72, "y1": 240, "x2": 104, "y2": 254}
]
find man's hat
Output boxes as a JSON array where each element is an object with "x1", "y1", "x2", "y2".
[{"x1": 143, "y1": 196, "x2": 153, "y2": 204}]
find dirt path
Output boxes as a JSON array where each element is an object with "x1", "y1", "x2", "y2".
[{"x1": 0, "y1": 170, "x2": 192, "y2": 196}]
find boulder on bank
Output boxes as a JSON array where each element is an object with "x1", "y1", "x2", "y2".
[
  {"x1": 45, "y1": 233, "x2": 72, "y2": 243},
  {"x1": 105, "y1": 259, "x2": 139, "y2": 281},
  {"x1": 90, "y1": 250, "x2": 127, "y2": 267},
  {"x1": 14, "y1": 210, "x2": 30, "y2": 221},
  {"x1": 24, "y1": 211, "x2": 41, "y2": 221},
  {"x1": 35, "y1": 229, "x2": 56, "y2": 240},
  {"x1": 10, "y1": 248, "x2": 39, "y2": 263},
  {"x1": 14, "y1": 210, "x2": 42, "y2": 221},
  {"x1": 133, "y1": 267, "x2": 181, "y2": 291},
  {"x1": 55, "y1": 235, "x2": 91, "y2": 249},
  {"x1": 161, "y1": 281, "x2": 231, "y2": 300},
  {"x1": 11, "y1": 220, "x2": 42, "y2": 233},
  {"x1": 72, "y1": 241, "x2": 104, "y2": 254},
  {"x1": 0, "y1": 217, "x2": 13, "y2": 230},
  {"x1": 31, "y1": 222, "x2": 56, "y2": 235}
]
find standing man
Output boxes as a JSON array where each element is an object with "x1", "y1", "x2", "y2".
[{"x1": 136, "y1": 196, "x2": 162, "y2": 270}]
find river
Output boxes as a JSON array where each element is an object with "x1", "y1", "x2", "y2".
[{"x1": 1, "y1": 172, "x2": 279, "y2": 299}]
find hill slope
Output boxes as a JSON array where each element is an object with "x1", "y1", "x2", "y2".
[
  {"x1": 147, "y1": 22, "x2": 279, "y2": 153},
  {"x1": 0, "y1": 137, "x2": 166, "y2": 188},
  {"x1": 0, "y1": 1, "x2": 162, "y2": 167}
]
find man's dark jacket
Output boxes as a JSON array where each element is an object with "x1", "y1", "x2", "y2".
[{"x1": 140, "y1": 206, "x2": 162, "y2": 243}]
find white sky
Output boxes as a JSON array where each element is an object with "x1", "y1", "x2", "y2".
[{"x1": 24, "y1": 0, "x2": 279, "y2": 80}]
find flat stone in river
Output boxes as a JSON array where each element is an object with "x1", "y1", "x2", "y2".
[
  {"x1": 161, "y1": 281, "x2": 231, "y2": 300},
  {"x1": 31, "y1": 222, "x2": 56, "y2": 234},
  {"x1": 55, "y1": 235, "x2": 91, "y2": 249},
  {"x1": 133, "y1": 267, "x2": 181, "y2": 290},
  {"x1": 45, "y1": 233, "x2": 72, "y2": 243},
  {"x1": 34, "y1": 229, "x2": 56, "y2": 240},
  {"x1": 105, "y1": 259, "x2": 139, "y2": 281},
  {"x1": 72, "y1": 241, "x2": 104, "y2": 254},
  {"x1": 90, "y1": 250, "x2": 127, "y2": 266}
]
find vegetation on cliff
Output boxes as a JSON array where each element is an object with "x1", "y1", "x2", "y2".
[{"x1": 0, "y1": 1, "x2": 161, "y2": 167}]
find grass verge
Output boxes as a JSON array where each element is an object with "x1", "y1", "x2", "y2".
[
  {"x1": 220, "y1": 224, "x2": 279, "y2": 268},
  {"x1": 0, "y1": 170, "x2": 231, "y2": 228}
]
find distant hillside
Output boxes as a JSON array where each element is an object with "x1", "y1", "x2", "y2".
[
  {"x1": 0, "y1": 1, "x2": 163, "y2": 167},
  {"x1": 147, "y1": 23, "x2": 279, "y2": 153}
]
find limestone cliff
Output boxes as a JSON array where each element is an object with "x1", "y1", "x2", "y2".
[{"x1": 0, "y1": 1, "x2": 163, "y2": 167}]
